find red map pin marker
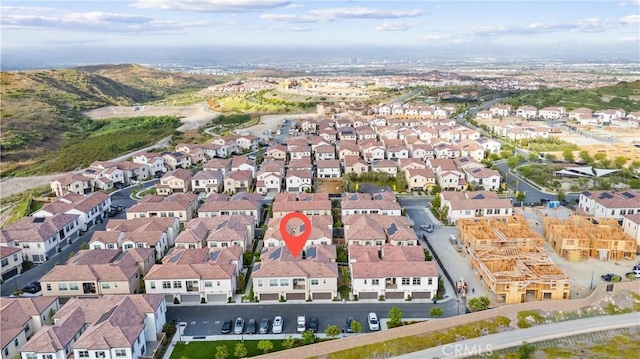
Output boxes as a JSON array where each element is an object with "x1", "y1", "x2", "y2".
[{"x1": 280, "y1": 212, "x2": 312, "y2": 258}]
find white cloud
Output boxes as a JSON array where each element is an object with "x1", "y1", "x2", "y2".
[
  {"x1": 620, "y1": 15, "x2": 640, "y2": 23},
  {"x1": 618, "y1": 0, "x2": 640, "y2": 7},
  {"x1": 131, "y1": 0, "x2": 291, "y2": 12},
  {"x1": 261, "y1": 6, "x2": 424, "y2": 24},
  {"x1": 0, "y1": 11, "x2": 210, "y2": 32},
  {"x1": 375, "y1": 21, "x2": 416, "y2": 31}
]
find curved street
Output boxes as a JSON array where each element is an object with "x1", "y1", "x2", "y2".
[
  {"x1": 394, "y1": 312, "x2": 640, "y2": 358},
  {"x1": 0, "y1": 180, "x2": 157, "y2": 297}
]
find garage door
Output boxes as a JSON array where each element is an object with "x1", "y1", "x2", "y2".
[
  {"x1": 165, "y1": 295, "x2": 175, "y2": 304},
  {"x1": 385, "y1": 292, "x2": 405, "y2": 299},
  {"x1": 412, "y1": 291, "x2": 432, "y2": 299},
  {"x1": 312, "y1": 292, "x2": 332, "y2": 300},
  {"x1": 207, "y1": 294, "x2": 227, "y2": 303},
  {"x1": 286, "y1": 292, "x2": 306, "y2": 301},
  {"x1": 260, "y1": 293, "x2": 279, "y2": 301},
  {"x1": 1, "y1": 267, "x2": 18, "y2": 281},
  {"x1": 358, "y1": 292, "x2": 378, "y2": 299},
  {"x1": 181, "y1": 294, "x2": 201, "y2": 303}
]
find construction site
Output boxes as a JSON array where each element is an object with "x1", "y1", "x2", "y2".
[
  {"x1": 458, "y1": 216, "x2": 571, "y2": 304},
  {"x1": 543, "y1": 216, "x2": 637, "y2": 262}
]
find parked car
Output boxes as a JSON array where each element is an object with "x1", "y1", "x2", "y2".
[
  {"x1": 633, "y1": 264, "x2": 640, "y2": 271},
  {"x1": 345, "y1": 317, "x2": 354, "y2": 333},
  {"x1": 420, "y1": 224, "x2": 434, "y2": 233},
  {"x1": 233, "y1": 317, "x2": 245, "y2": 334},
  {"x1": 626, "y1": 270, "x2": 640, "y2": 280},
  {"x1": 272, "y1": 316, "x2": 283, "y2": 334},
  {"x1": 368, "y1": 312, "x2": 380, "y2": 331},
  {"x1": 221, "y1": 320, "x2": 232, "y2": 334},
  {"x1": 308, "y1": 316, "x2": 318, "y2": 333},
  {"x1": 29, "y1": 282, "x2": 41, "y2": 291},
  {"x1": 246, "y1": 319, "x2": 257, "y2": 334},
  {"x1": 21, "y1": 285, "x2": 40, "y2": 294},
  {"x1": 259, "y1": 318, "x2": 271, "y2": 334},
  {"x1": 296, "y1": 315, "x2": 306, "y2": 333},
  {"x1": 601, "y1": 273, "x2": 622, "y2": 282}
]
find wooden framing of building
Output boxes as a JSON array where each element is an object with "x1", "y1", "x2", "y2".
[
  {"x1": 543, "y1": 216, "x2": 636, "y2": 261},
  {"x1": 459, "y1": 216, "x2": 570, "y2": 304},
  {"x1": 458, "y1": 215, "x2": 544, "y2": 249}
]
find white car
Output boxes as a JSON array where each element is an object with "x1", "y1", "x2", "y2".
[
  {"x1": 272, "y1": 316, "x2": 283, "y2": 334},
  {"x1": 368, "y1": 312, "x2": 380, "y2": 331},
  {"x1": 296, "y1": 315, "x2": 306, "y2": 333}
]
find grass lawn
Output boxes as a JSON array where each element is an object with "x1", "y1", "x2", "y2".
[{"x1": 171, "y1": 340, "x2": 287, "y2": 359}]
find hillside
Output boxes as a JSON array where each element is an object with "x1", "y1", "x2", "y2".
[
  {"x1": 506, "y1": 80, "x2": 640, "y2": 112},
  {"x1": 0, "y1": 64, "x2": 219, "y2": 176}
]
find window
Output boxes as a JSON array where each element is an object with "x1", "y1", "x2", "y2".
[
  {"x1": 428, "y1": 278, "x2": 433, "y2": 285},
  {"x1": 162, "y1": 281, "x2": 171, "y2": 289},
  {"x1": 412, "y1": 278, "x2": 421, "y2": 285},
  {"x1": 173, "y1": 281, "x2": 182, "y2": 289},
  {"x1": 401, "y1": 278, "x2": 410, "y2": 285},
  {"x1": 96, "y1": 351, "x2": 106, "y2": 358},
  {"x1": 1, "y1": 258, "x2": 7, "y2": 267},
  {"x1": 311, "y1": 279, "x2": 319, "y2": 285},
  {"x1": 149, "y1": 281, "x2": 156, "y2": 289},
  {"x1": 3, "y1": 349, "x2": 8, "y2": 357},
  {"x1": 44, "y1": 355, "x2": 53, "y2": 359},
  {"x1": 58, "y1": 283, "x2": 68, "y2": 291},
  {"x1": 269, "y1": 279, "x2": 278, "y2": 287},
  {"x1": 13, "y1": 253, "x2": 18, "y2": 261},
  {"x1": 371, "y1": 279, "x2": 380, "y2": 285},
  {"x1": 115, "y1": 349, "x2": 127, "y2": 357},
  {"x1": 257, "y1": 279, "x2": 263, "y2": 288},
  {"x1": 69, "y1": 283, "x2": 79, "y2": 290},
  {"x1": 101, "y1": 283, "x2": 111, "y2": 290},
  {"x1": 22, "y1": 243, "x2": 30, "y2": 248},
  {"x1": 46, "y1": 284, "x2": 51, "y2": 291},
  {"x1": 280, "y1": 279, "x2": 289, "y2": 286},
  {"x1": 25, "y1": 354, "x2": 36, "y2": 359},
  {"x1": 14, "y1": 338, "x2": 19, "y2": 346}
]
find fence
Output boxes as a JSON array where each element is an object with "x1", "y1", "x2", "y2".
[{"x1": 253, "y1": 281, "x2": 638, "y2": 359}]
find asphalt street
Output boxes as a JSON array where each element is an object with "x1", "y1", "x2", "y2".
[
  {"x1": 395, "y1": 312, "x2": 640, "y2": 358},
  {"x1": 0, "y1": 180, "x2": 157, "y2": 297},
  {"x1": 166, "y1": 301, "x2": 458, "y2": 337}
]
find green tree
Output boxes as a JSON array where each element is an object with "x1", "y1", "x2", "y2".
[
  {"x1": 395, "y1": 171, "x2": 407, "y2": 192},
  {"x1": 350, "y1": 319, "x2": 363, "y2": 334},
  {"x1": 301, "y1": 330, "x2": 316, "y2": 345},
  {"x1": 236, "y1": 273, "x2": 245, "y2": 291},
  {"x1": 325, "y1": 324, "x2": 341, "y2": 339},
  {"x1": 579, "y1": 150, "x2": 593, "y2": 164},
  {"x1": 467, "y1": 296, "x2": 491, "y2": 312},
  {"x1": 440, "y1": 206, "x2": 449, "y2": 223},
  {"x1": 79, "y1": 242, "x2": 89, "y2": 250},
  {"x1": 507, "y1": 154, "x2": 526, "y2": 169},
  {"x1": 429, "y1": 307, "x2": 444, "y2": 318},
  {"x1": 257, "y1": 340, "x2": 273, "y2": 354},
  {"x1": 214, "y1": 345, "x2": 228, "y2": 359},
  {"x1": 388, "y1": 307, "x2": 403, "y2": 327},
  {"x1": 516, "y1": 191, "x2": 526, "y2": 203},
  {"x1": 545, "y1": 153, "x2": 557, "y2": 162},
  {"x1": 528, "y1": 152, "x2": 539, "y2": 162},
  {"x1": 234, "y1": 342, "x2": 248, "y2": 358},
  {"x1": 629, "y1": 160, "x2": 640, "y2": 171},
  {"x1": 424, "y1": 249, "x2": 433, "y2": 261},
  {"x1": 281, "y1": 335, "x2": 295, "y2": 349},
  {"x1": 557, "y1": 190, "x2": 566, "y2": 202},
  {"x1": 518, "y1": 341, "x2": 536, "y2": 359},
  {"x1": 431, "y1": 193, "x2": 441, "y2": 209},
  {"x1": 255, "y1": 145, "x2": 264, "y2": 166},
  {"x1": 614, "y1": 156, "x2": 628, "y2": 169},
  {"x1": 562, "y1": 149, "x2": 575, "y2": 163}
]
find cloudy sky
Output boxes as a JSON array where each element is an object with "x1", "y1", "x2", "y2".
[{"x1": 1, "y1": 0, "x2": 639, "y2": 53}]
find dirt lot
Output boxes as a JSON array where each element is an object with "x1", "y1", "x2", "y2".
[
  {"x1": 0, "y1": 173, "x2": 65, "y2": 198},
  {"x1": 82, "y1": 102, "x2": 220, "y2": 132}
]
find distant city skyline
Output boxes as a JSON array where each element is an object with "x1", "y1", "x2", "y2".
[{"x1": 1, "y1": 0, "x2": 639, "y2": 68}]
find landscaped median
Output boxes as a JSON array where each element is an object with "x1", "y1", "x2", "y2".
[{"x1": 250, "y1": 282, "x2": 638, "y2": 359}]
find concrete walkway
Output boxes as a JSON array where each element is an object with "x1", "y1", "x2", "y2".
[{"x1": 394, "y1": 312, "x2": 640, "y2": 358}]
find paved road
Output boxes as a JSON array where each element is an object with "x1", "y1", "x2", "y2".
[
  {"x1": 167, "y1": 301, "x2": 458, "y2": 337},
  {"x1": 1, "y1": 180, "x2": 157, "y2": 297},
  {"x1": 494, "y1": 161, "x2": 579, "y2": 205},
  {"x1": 399, "y1": 198, "x2": 492, "y2": 303},
  {"x1": 395, "y1": 312, "x2": 640, "y2": 358}
]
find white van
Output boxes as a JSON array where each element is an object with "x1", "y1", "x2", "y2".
[
  {"x1": 368, "y1": 312, "x2": 380, "y2": 331},
  {"x1": 296, "y1": 315, "x2": 306, "y2": 332}
]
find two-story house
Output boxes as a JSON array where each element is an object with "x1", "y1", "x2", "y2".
[{"x1": 155, "y1": 168, "x2": 193, "y2": 195}]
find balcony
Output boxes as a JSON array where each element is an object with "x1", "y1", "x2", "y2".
[{"x1": 385, "y1": 278, "x2": 397, "y2": 290}]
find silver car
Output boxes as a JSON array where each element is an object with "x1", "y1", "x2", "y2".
[
  {"x1": 233, "y1": 317, "x2": 245, "y2": 334},
  {"x1": 272, "y1": 316, "x2": 283, "y2": 334}
]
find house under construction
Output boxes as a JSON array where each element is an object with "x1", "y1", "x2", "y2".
[
  {"x1": 458, "y1": 216, "x2": 570, "y2": 304},
  {"x1": 458, "y1": 215, "x2": 544, "y2": 249},
  {"x1": 543, "y1": 216, "x2": 636, "y2": 261}
]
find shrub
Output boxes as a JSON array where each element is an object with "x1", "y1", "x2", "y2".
[
  {"x1": 200, "y1": 297, "x2": 206, "y2": 304},
  {"x1": 279, "y1": 295, "x2": 286, "y2": 302},
  {"x1": 405, "y1": 294, "x2": 413, "y2": 302},
  {"x1": 388, "y1": 307, "x2": 403, "y2": 327},
  {"x1": 430, "y1": 307, "x2": 444, "y2": 318},
  {"x1": 173, "y1": 297, "x2": 180, "y2": 304},
  {"x1": 353, "y1": 294, "x2": 359, "y2": 301},
  {"x1": 378, "y1": 294, "x2": 385, "y2": 301}
]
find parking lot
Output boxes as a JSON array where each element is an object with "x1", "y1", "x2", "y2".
[{"x1": 167, "y1": 301, "x2": 456, "y2": 338}]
